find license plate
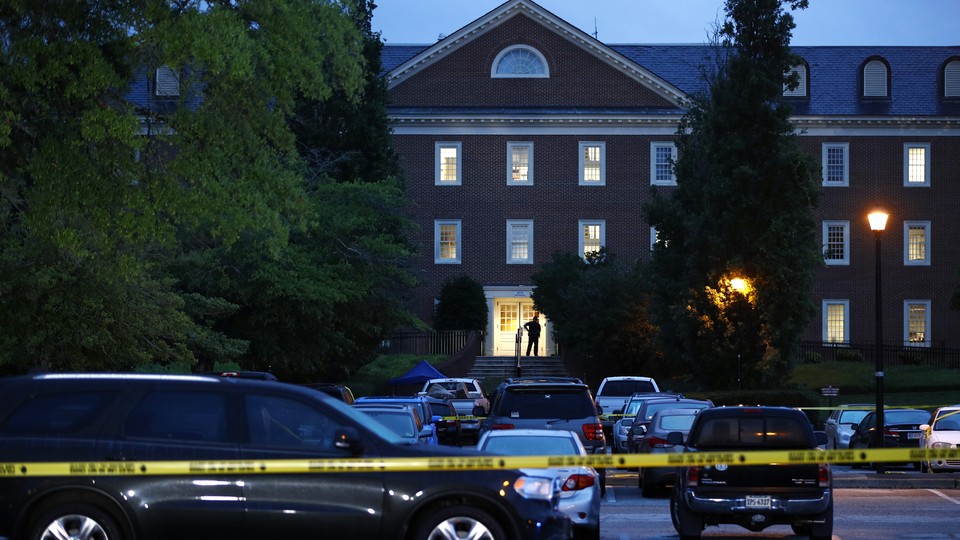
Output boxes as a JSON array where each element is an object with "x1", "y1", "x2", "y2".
[
  {"x1": 908, "y1": 432, "x2": 921, "y2": 439},
  {"x1": 745, "y1": 495, "x2": 771, "y2": 509}
]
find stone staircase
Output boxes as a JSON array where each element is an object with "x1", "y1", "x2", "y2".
[{"x1": 467, "y1": 355, "x2": 568, "y2": 383}]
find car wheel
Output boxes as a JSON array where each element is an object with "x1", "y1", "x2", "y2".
[
  {"x1": 807, "y1": 499, "x2": 834, "y2": 540},
  {"x1": 413, "y1": 505, "x2": 505, "y2": 540},
  {"x1": 639, "y1": 472, "x2": 657, "y2": 498},
  {"x1": 29, "y1": 503, "x2": 122, "y2": 540},
  {"x1": 574, "y1": 524, "x2": 600, "y2": 540},
  {"x1": 670, "y1": 484, "x2": 702, "y2": 540}
]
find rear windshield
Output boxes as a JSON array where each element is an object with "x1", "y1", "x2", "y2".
[
  {"x1": 642, "y1": 402, "x2": 708, "y2": 422},
  {"x1": 499, "y1": 388, "x2": 596, "y2": 419},
  {"x1": 599, "y1": 380, "x2": 655, "y2": 396},
  {"x1": 838, "y1": 409, "x2": 869, "y2": 425},
  {"x1": 695, "y1": 416, "x2": 811, "y2": 449}
]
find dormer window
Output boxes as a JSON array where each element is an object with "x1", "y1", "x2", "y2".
[
  {"x1": 945, "y1": 59, "x2": 960, "y2": 98},
  {"x1": 783, "y1": 63, "x2": 808, "y2": 98},
  {"x1": 155, "y1": 66, "x2": 180, "y2": 97},
  {"x1": 492, "y1": 45, "x2": 549, "y2": 78},
  {"x1": 862, "y1": 58, "x2": 889, "y2": 98}
]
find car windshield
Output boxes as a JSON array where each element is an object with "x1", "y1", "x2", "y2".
[
  {"x1": 480, "y1": 435, "x2": 580, "y2": 456},
  {"x1": 657, "y1": 413, "x2": 697, "y2": 432},
  {"x1": 885, "y1": 410, "x2": 930, "y2": 425},
  {"x1": 361, "y1": 411, "x2": 417, "y2": 439},
  {"x1": 838, "y1": 409, "x2": 869, "y2": 424},
  {"x1": 599, "y1": 380, "x2": 656, "y2": 396},
  {"x1": 934, "y1": 412, "x2": 960, "y2": 431},
  {"x1": 500, "y1": 388, "x2": 594, "y2": 419},
  {"x1": 328, "y1": 399, "x2": 405, "y2": 444},
  {"x1": 696, "y1": 416, "x2": 810, "y2": 449}
]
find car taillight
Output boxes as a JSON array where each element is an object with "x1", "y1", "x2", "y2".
[
  {"x1": 818, "y1": 463, "x2": 831, "y2": 487},
  {"x1": 883, "y1": 427, "x2": 895, "y2": 437},
  {"x1": 646, "y1": 435, "x2": 673, "y2": 448},
  {"x1": 582, "y1": 423, "x2": 604, "y2": 441},
  {"x1": 686, "y1": 466, "x2": 699, "y2": 486},
  {"x1": 561, "y1": 473, "x2": 596, "y2": 491},
  {"x1": 490, "y1": 423, "x2": 515, "y2": 430}
]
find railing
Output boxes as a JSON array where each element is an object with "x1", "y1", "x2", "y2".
[
  {"x1": 800, "y1": 341, "x2": 960, "y2": 369},
  {"x1": 380, "y1": 330, "x2": 477, "y2": 356}
]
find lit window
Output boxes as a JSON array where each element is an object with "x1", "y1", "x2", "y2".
[
  {"x1": 579, "y1": 142, "x2": 605, "y2": 185},
  {"x1": 579, "y1": 220, "x2": 605, "y2": 258},
  {"x1": 904, "y1": 221, "x2": 930, "y2": 265},
  {"x1": 435, "y1": 220, "x2": 461, "y2": 264},
  {"x1": 904, "y1": 300, "x2": 931, "y2": 347},
  {"x1": 435, "y1": 142, "x2": 462, "y2": 185},
  {"x1": 903, "y1": 143, "x2": 930, "y2": 186},
  {"x1": 822, "y1": 143, "x2": 849, "y2": 186},
  {"x1": 492, "y1": 46, "x2": 549, "y2": 78},
  {"x1": 863, "y1": 59, "x2": 888, "y2": 98},
  {"x1": 650, "y1": 142, "x2": 677, "y2": 186},
  {"x1": 822, "y1": 221, "x2": 849, "y2": 265},
  {"x1": 822, "y1": 300, "x2": 849, "y2": 344},
  {"x1": 507, "y1": 220, "x2": 533, "y2": 264},
  {"x1": 507, "y1": 142, "x2": 533, "y2": 185}
]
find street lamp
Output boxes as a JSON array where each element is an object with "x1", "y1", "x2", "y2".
[
  {"x1": 728, "y1": 276, "x2": 751, "y2": 391},
  {"x1": 868, "y1": 210, "x2": 888, "y2": 473}
]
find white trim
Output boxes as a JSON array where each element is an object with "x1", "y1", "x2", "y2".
[
  {"x1": 903, "y1": 221, "x2": 931, "y2": 266},
  {"x1": 822, "y1": 300, "x2": 849, "y2": 344},
  {"x1": 822, "y1": 220, "x2": 850, "y2": 265},
  {"x1": 506, "y1": 220, "x2": 534, "y2": 264},
  {"x1": 650, "y1": 142, "x2": 677, "y2": 186},
  {"x1": 434, "y1": 220, "x2": 462, "y2": 264},
  {"x1": 946, "y1": 60, "x2": 960, "y2": 97},
  {"x1": 579, "y1": 219, "x2": 605, "y2": 258},
  {"x1": 821, "y1": 142, "x2": 849, "y2": 186},
  {"x1": 507, "y1": 141, "x2": 534, "y2": 185},
  {"x1": 903, "y1": 300, "x2": 931, "y2": 347},
  {"x1": 155, "y1": 66, "x2": 180, "y2": 97},
  {"x1": 783, "y1": 64, "x2": 807, "y2": 97},
  {"x1": 491, "y1": 45, "x2": 549, "y2": 78},
  {"x1": 435, "y1": 142, "x2": 462, "y2": 185},
  {"x1": 863, "y1": 60, "x2": 888, "y2": 97},
  {"x1": 578, "y1": 141, "x2": 605, "y2": 186},
  {"x1": 903, "y1": 143, "x2": 931, "y2": 187}
]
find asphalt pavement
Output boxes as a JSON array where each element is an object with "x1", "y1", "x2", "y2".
[{"x1": 833, "y1": 466, "x2": 960, "y2": 489}]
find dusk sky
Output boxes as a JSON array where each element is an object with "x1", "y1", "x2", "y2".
[{"x1": 372, "y1": 0, "x2": 960, "y2": 46}]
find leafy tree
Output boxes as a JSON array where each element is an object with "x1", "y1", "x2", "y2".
[
  {"x1": 434, "y1": 276, "x2": 488, "y2": 332},
  {"x1": 645, "y1": 0, "x2": 821, "y2": 389}
]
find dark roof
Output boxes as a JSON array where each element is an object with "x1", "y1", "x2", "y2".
[{"x1": 384, "y1": 44, "x2": 960, "y2": 117}]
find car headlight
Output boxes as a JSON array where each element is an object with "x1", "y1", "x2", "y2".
[
  {"x1": 931, "y1": 441, "x2": 952, "y2": 449},
  {"x1": 513, "y1": 475, "x2": 558, "y2": 501}
]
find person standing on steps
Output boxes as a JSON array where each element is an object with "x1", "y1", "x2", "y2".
[{"x1": 523, "y1": 313, "x2": 541, "y2": 356}]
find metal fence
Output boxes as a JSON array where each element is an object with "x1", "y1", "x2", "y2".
[
  {"x1": 800, "y1": 341, "x2": 960, "y2": 369},
  {"x1": 380, "y1": 330, "x2": 476, "y2": 356}
]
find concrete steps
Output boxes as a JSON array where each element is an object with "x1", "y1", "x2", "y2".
[{"x1": 467, "y1": 355, "x2": 567, "y2": 382}]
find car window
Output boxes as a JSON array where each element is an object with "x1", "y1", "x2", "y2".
[
  {"x1": 697, "y1": 416, "x2": 810, "y2": 449},
  {"x1": 838, "y1": 410, "x2": 869, "y2": 424},
  {"x1": 624, "y1": 399, "x2": 647, "y2": 416},
  {"x1": 0, "y1": 390, "x2": 120, "y2": 436},
  {"x1": 362, "y1": 411, "x2": 418, "y2": 438},
  {"x1": 125, "y1": 390, "x2": 229, "y2": 443},
  {"x1": 934, "y1": 413, "x2": 960, "y2": 431},
  {"x1": 480, "y1": 436, "x2": 579, "y2": 456},
  {"x1": 644, "y1": 402, "x2": 707, "y2": 421},
  {"x1": 658, "y1": 414, "x2": 696, "y2": 432},
  {"x1": 500, "y1": 388, "x2": 594, "y2": 419},
  {"x1": 885, "y1": 410, "x2": 930, "y2": 424},
  {"x1": 599, "y1": 380, "x2": 656, "y2": 395},
  {"x1": 246, "y1": 395, "x2": 338, "y2": 449}
]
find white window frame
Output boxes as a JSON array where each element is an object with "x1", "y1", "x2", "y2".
[
  {"x1": 434, "y1": 220, "x2": 462, "y2": 264},
  {"x1": 435, "y1": 142, "x2": 462, "y2": 186},
  {"x1": 650, "y1": 142, "x2": 677, "y2": 186},
  {"x1": 903, "y1": 300, "x2": 931, "y2": 347},
  {"x1": 863, "y1": 59, "x2": 888, "y2": 97},
  {"x1": 903, "y1": 143, "x2": 931, "y2": 187},
  {"x1": 822, "y1": 300, "x2": 849, "y2": 344},
  {"x1": 821, "y1": 143, "x2": 849, "y2": 186},
  {"x1": 155, "y1": 66, "x2": 180, "y2": 97},
  {"x1": 491, "y1": 45, "x2": 549, "y2": 78},
  {"x1": 578, "y1": 219, "x2": 605, "y2": 258},
  {"x1": 946, "y1": 59, "x2": 960, "y2": 98},
  {"x1": 783, "y1": 64, "x2": 807, "y2": 97},
  {"x1": 507, "y1": 142, "x2": 533, "y2": 185},
  {"x1": 822, "y1": 220, "x2": 850, "y2": 265},
  {"x1": 578, "y1": 142, "x2": 605, "y2": 186},
  {"x1": 506, "y1": 220, "x2": 533, "y2": 264},
  {"x1": 903, "y1": 221, "x2": 931, "y2": 266}
]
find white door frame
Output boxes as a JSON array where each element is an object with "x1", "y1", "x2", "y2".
[{"x1": 483, "y1": 286, "x2": 552, "y2": 356}]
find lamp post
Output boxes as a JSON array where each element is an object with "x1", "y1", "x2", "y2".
[
  {"x1": 729, "y1": 277, "x2": 750, "y2": 391},
  {"x1": 868, "y1": 210, "x2": 888, "y2": 473}
]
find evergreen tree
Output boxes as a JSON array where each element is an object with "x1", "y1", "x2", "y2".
[
  {"x1": 434, "y1": 276, "x2": 488, "y2": 332},
  {"x1": 645, "y1": 0, "x2": 821, "y2": 389}
]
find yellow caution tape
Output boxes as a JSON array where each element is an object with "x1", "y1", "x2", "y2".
[{"x1": 3, "y1": 447, "x2": 957, "y2": 477}]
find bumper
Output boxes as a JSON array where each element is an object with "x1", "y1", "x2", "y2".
[
  {"x1": 682, "y1": 489, "x2": 832, "y2": 516},
  {"x1": 517, "y1": 510, "x2": 571, "y2": 540}
]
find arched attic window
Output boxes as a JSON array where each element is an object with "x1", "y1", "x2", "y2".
[
  {"x1": 491, "y1": 45, "x2": 549, "y2": 78},
  {"x1": 862, "y1": 58, "x2": 889, "y2": 98},
  {"x1": 783, "y1": 63, "x2": 808, "y2": 98},
  {"x1": 945, "y1": 58, "x2": 960, "y2": 98}
]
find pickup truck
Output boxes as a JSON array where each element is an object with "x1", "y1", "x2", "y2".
[
  {"x1": 669, "y1": 406, "x2": 832, "y2": 540},
  {"x1": 418, "y1": 377, "x2": 489, "y2": 444},
  {"x1": 594, "y1": 376, "x2": 660, "y2": 440}
]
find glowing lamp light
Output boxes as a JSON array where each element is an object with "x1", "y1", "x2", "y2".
[{"x1": 868, "y1": 211, "x2": 889, "y2": 232}]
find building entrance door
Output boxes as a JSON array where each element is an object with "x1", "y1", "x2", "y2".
[{"x1": 493, "y1": 299, "x2": 538, "y2": 356}]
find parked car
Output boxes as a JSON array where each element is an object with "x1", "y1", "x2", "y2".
[
  {"x1": 594, "y1": 376, "x2": 660, "y2": 440},
  {"x1": 477, "y1": 429, "x2": 601, "y2": 540},
  {"x1": 823, "y1": 403, "x2": 871, "y2": 449},
  {"x1": 0, "y1": 373, "x2": 571, "y2": 540},
  {"x1": 215, "y1": 370, "x2": 278, "y2": 381},
  {"x1": 636, "y1": 408, "x2": 701, "y2": 497},
  {"x1": 302, "y1": 382, "x2": 356, "y2": 405},
  {"x1": 627, "y1": 396, "x2": 713, "y2": 454},
  {"x1": 670, "y1": 406, "x2": 832, "y2": 540},
  {"x1": 611, "y1": 392, "x2": 678, "y2": 453},
  {"x1": 418, "y1": 377, "x2": 488, "y2": 444},
  {"x1": 848, "y1": 408, "x2": 931, "y2": 468},
  {"x1": 353, "y1": 395, "x2": 439, "y2": 445},
  {"x1": 424, "y1": 395, "x2": 462, "y2": 445},
  {"x1": 353, "y1": 403, "x2": 438, "y2": 446},
  {"x1": 919, "y1": 404, "x2": 960, "y2": 473}
]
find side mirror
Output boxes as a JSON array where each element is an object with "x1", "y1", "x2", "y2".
[
  {"x1": 814, "y1": 431, "x2": 827, "y2": 446},
  {"x1": 596, "y1": 404, "x2": 604, "y2": 414},
  {"x1": 419, "y1": 428, "x2": 433, "y2": 440},
  {"x1": 432, "y1": 414, "x2": 443, "y2": 424},
  {"x1": 334, "y1": 427, "x2": 364, "y2": 455},
  {"x1": 614, "y1": 408, "x2": 623, "y2": 415},
  {"x1": 472, "y1": 405, "x2": 487, "y2": 417},
  {"x1": 850, "y1": 423, "x2": 859, "y2": 431},
  {"x1": 666, "y1": 432, "x2": 684, "y2": 445},
  {"x1": 621, "y1": 418, "x2": 634, "y2": 427}
]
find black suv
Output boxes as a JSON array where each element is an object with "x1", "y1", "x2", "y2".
[
  {"x1": 0, "y1": 373, "x2": 570, "y2": 540},
  {"x1": 670, "y1": 406, "x2": 832, "y2": 540}
]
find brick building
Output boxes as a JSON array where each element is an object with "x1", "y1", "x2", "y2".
[{"x1": 382, "y1": 0, "x2": 960, "y2": 358}]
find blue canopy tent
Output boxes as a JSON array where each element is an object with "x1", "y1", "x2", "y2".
[{"x1": 388, "y1": 360, "x2": 446, "y2": 386}]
